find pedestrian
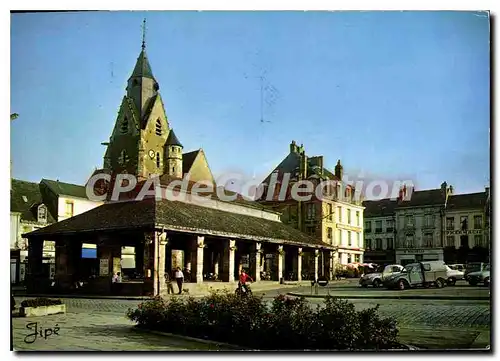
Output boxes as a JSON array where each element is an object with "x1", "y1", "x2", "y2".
[
  {"x1": 112, "y1": 272, "x2": 122, "y2": 295},
  {"x1": 175, "y1": 267, "x2": 184, "y2": 295},
  {"x1": 165, "y1": 271, "x2": 175, "y2": 295}
]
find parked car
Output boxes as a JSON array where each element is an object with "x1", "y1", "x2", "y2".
[
  {"x1": 464, "y1": 262, "x2": 488, "y2": 278},
  {"x1": 445, "y1": 265, "x2": 464, "y2": 286},
  {"x1": 383, "y1": 261, "x2": 448, "y2": 290},
  {"x1": 466, "y1": 264, "x2": 490, "y2": 287},
  {"x1": 449, "y1": 264, "x2": 466, "y2": 272},
  {"x1": 359, "y1": 264, "x2": 404, "y2": 288}
]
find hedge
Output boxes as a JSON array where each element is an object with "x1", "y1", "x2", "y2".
[{"x1": 126, "y1": 291, "x2": 402, "y2": 350}]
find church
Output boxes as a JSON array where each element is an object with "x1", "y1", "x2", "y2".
[{"x1": 22, "y1": 29, "x2": 336, "y2": 296}]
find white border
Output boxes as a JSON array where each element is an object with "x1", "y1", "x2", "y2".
[{"x1": 5, "y1": 2, "x2": 497, "y2": 360}]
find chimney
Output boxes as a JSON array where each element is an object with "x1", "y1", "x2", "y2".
[
  {"x1": 290, "y1": 140, "x2": 298, "y2": 154},
  {"x1": 334, "y1": 160, "x2": 343, "y2": 180}
]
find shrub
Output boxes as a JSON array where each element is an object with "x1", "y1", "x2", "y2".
[
  {"x1": 127, "y1": 291, "x2": 401, "y2": 350},
  {"x1": 20, "y1": 297, "x2": 63, "y2": 308}
]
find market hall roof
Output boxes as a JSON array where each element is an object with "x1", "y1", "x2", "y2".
[{"x1": 23, "y1": 198, "x2": 334, "y2": 249}]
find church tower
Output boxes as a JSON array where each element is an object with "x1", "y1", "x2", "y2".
[
  {"x1": 164, "y1": 129, "x2": 183, "y2": 178},
  {"x1": 102, "y1": 19, "x2": 171, "y2": 179}
]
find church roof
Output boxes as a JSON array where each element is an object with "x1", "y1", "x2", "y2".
[
  {"x1": 23, "y1": 198, "x2": 333, "y2": 249},
  {"x1": 182, "y1": 150, "x2": 200, "y2": 174},
  {"x1": 165, "y1": 129, "x2": 183, "y2": 147},
  {"x1": 130, "y1": 49, "x2": 155, "y2": 80}
]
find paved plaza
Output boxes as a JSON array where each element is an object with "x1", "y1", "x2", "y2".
[{"x1": 12, "y1": 281, "x2": 491, "y2": 351}]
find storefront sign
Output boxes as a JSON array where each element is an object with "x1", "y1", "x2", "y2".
[{"x1": 445, "y1": 230, "x2": 483, "y2": 236}]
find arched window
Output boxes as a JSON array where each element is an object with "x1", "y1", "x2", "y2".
[
  {"x1": 172, "y1": 167, "x2": 175, "y2": 174},
  {"x1": 120, "y1": 117, "x2": 128, "y2": 134},
  {"x1": 156, "y1": 152, "x2": 161, "y2": 168},
  {"x1": 155, "y1": 119, "x2": 162, "y2": 136}
]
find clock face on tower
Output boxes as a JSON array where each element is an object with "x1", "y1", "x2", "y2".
[{"x1": 148, "y1": 150, "x2": 155, "y2": 159}]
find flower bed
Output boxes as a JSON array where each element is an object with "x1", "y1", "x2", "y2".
[
  {"x1": 126, "y1": 291, "x2": 402, "y2": 350},
  {"x1": 19, "y1": 298, "x2": 66, "y2": 317}
]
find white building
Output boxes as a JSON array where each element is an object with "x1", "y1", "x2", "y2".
[{"x1": 394, "y1": 182, "x2": 452, "y2": 265}]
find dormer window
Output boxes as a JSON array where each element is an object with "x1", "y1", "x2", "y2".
[
  {"x1": 155, "y1": 119, "x2": 162, "y2": 136},
  {"x1": 37, "y1": 204, "x2": 47, "y2": 223},
  {"x1": 120, "y1": 117, "x2": 128, "y2": 134}
]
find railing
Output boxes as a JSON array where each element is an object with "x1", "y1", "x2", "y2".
[{"x1": 386, "y1": 227, "x2": 394, "y2": 233}]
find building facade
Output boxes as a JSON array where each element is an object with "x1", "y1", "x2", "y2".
[
  {"x1": 362, "y1": 199, "x2": 397, "y2": 265},
  {"x1": 394, "y1": 183, "x2": 452, "y2": 265},
  {"x1": 257, "y1": 141, "x2": 365, "y2": 274},
  {"x1": 442, "y1": 190, "x2": 490, "y2": 264},
  {"x1": 10, "y1": 179, "x2": 103, "y2": 284}
]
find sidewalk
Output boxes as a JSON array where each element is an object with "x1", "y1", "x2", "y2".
[
  {"x1": 288, "y1": 285, "x2": 490, "y2": 300},
  {"x1": 14, "y1": 279, "x2": 352, "y2": 300}
]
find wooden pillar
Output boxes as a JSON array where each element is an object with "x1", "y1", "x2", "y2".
[{"x1": 297, "y1": 247, "x2": 303, "y2": 282}]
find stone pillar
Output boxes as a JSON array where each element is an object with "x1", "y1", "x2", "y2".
[
  {"x1": 251, "y1": 242, "x2": 262, "y2": 282},
  {"x1": 329, "y1": 250, "x2": 335, "y2": 280},
  {"x1": 297, "y1": 248, "x2": 303, "y2": 282},
  {"x1": 193, "y1": 236, "x2": 205, "y2": 283},
  {"x1": 277, "y1": 245, "x2": 284, "y2": 281},
  {"x1": 222, "y1": 239, "x2": 236, "y2": 282},
  {"x1": 27, "y1": 237, "x2": 44, "y2": 292},
  {"x1": 153, "y1": 232, "x2": 168, "y2": 296},
  {"x1": 314, "y1": 249, "x2": 319, "y2": 281}
]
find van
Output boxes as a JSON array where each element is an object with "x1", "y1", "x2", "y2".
[{"x1": 383, "y1": 261, "x2": 448, "y2": 290}]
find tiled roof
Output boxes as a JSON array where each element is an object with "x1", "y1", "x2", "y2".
[
  {"x1": 363, "y1": 199, "x2": 397, "y2": 218},
  {"x1": 182, "y1": 150, "x2": 200, "y2": 174},
  {"x1": 41, "y1": 179, "x2": 88, "y2": 199},
  {"x1": 24, "y1": 198, "x2": 331, "y2": 248},
  {"x1": 10, "y1": 179, "x2": 56, "y2": 223},
  {"x1": 395, "y1": 189, "x2": 446, "y2": 208},
  {"x1": 446, "y1": 192, "x2": 487, "y2": 211},
  {"x1": 165, "y1": 129, "x2": 183, "y2": 147}
]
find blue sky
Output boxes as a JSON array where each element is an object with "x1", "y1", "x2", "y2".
[{"x1": 11, "y1": 11, "x2": 490, "y2": 195}]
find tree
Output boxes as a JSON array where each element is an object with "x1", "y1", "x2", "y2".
[{"x1": 10, "y1": 113, "x2": 19, "y2": 121}]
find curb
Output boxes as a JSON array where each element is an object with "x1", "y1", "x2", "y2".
[
  {"x1": 13, "y1": 294, "x2": 153, "y2": 301},
  {"x1": 132, "y1": 326, "x2": 246, "y2": 350},
  {"x1": 132, "y1": 326, "x2": 417, "y2": 351},
  {"x1": 286, "y1": 292, "x2": 490, "y2": 301}
]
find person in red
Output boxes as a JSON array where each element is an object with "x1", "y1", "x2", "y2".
[{"x1": 239, "y1": 269, "x2": 253, "y2": 293}]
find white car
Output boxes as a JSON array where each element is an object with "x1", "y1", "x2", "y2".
[
  {"x1": 445, "y1": 265, "x2": 464, "y2": 286},
  {"x1": 359, "y1": 264, "x2": 404, "y2": 288}
]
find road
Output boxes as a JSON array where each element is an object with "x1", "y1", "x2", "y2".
[{"x1": 12, "y1": 280, "x2": 491, "y2": 351}]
